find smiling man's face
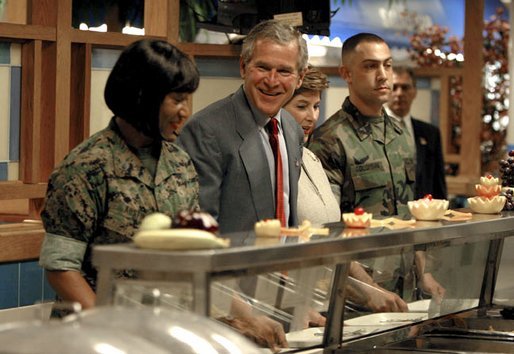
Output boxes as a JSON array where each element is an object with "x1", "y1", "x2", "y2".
[{"x1": 240, "y1": 39, "x2": 303, "y2": 117}]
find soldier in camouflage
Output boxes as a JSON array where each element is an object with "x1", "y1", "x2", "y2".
[
  {"x1": 308, "y1": 34, "x2": 415, "y2": 216},
  {"x1": 308, "y1": 33, "x2": 415, "y2": 312},
  {"x1": 39, "y1": 39, "x2": 200, "y2": 310}
]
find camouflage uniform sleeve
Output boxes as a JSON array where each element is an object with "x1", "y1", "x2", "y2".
[
  {"x1": 308, "y1": 128, "x2": 347, "y2": 204},
  {"x1": 39, "y1": 233, "x2": 87, "y2": 271},
  {"x1": 40, "y1": 166, "x2": 106, "y2": 271}
]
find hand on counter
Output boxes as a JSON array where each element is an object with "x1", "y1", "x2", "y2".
[
  {"x1": 418, "y1": 272, "x2": 446, "y2": 304},
  {"x1": 218, "y1": 314, "x2": 288, "y2": 353},
  {"x1": 364, "y1": 284, "x2": 409, "y2": 313},
  {"x1": 346, "y1": 275, "x2": 408, "y2": 313}
]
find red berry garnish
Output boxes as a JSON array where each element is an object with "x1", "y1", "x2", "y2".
[
  {"x1": 423, "y1": 194, "x2": 433, "y2": 201},
  {"x1": 487, "y1": 174, "x2": 493, "y2": 179},
  {"x1": 354, "y1": 207, "x2": 365, "y2": 215}
]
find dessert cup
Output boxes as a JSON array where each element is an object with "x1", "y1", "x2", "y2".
[
  {"x1": 342, "y1": 212, "x2": 372, "y2": 228},
  {"x1": 408, "y1": 199, "x2": 449, "y2": 221},
  {"x1": 467, "y1": 195, "x2": 506, "y2": 214}
]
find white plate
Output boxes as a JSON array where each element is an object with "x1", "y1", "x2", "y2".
[
  {"x1": 407, "y1": 299, "x2": 431, "y2": 312},
  {"x1": 344, "y1": 312, "x2": 428, "y2": 326},
  {"x1": 286, "y1": 327, "x2": 324, "y2": 347},
  {"x1": 286, "y1": 325, "x2": 390, "y2": 347}
]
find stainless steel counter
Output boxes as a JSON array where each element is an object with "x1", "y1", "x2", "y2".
[{"x1": 92, "y1": 211, "x2": 514, "y2": 353}]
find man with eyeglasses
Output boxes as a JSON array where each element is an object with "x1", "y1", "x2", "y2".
[{"x1": 385, "y1": 66, "x2": 447, "y2": 199}]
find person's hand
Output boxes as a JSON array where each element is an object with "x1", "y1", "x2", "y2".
[
  {"x1": 364, "y1": 284, "x2": 409, "y2": 313},
  {"x1": 217, "y1": 315, "x2": 288, "y2": 353},
  {"x1": 418, "y1": 272, "x2": 446, "y2": 304},
  {"x1": 304, "y1": 309, "x2": 326, "y2": 328}
]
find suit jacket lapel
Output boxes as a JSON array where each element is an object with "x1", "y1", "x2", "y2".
[
  {"x1": 232, "y1": 88, "x2": 275, "y2": 220},
  {"x1": 281, "y1": 109, "x2": 302, "y2": 225},
  {"x1": 412, "y1": 119, "x2": 426, "y2": 177}
]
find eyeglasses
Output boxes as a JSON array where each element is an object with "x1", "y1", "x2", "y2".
[{"x1": 392, "y1": 83, "x2": 414, "y2": 92}]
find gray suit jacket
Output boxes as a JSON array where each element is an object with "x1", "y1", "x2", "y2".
[{"x1": 178, "y1": 86, "x2": 304, "y2": 234}]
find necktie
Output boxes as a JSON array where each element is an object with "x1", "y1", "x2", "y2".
[{"x1": 267, "y1": 118, "x2": 286, "y2": 226}]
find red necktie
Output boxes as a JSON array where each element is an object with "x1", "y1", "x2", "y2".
[{"x1": 268, "y1": 118, "x2": 286, "y2": 226}]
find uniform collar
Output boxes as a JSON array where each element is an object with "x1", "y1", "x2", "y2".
[
  {"x1": 342, "y1": 98, "x2": 402, "y2": 143},
  {"x1": 109, "y1": 118, "x2": 174, "y2": 187}
]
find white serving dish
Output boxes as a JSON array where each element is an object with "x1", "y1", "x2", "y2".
[
  {"x1": 408, "y1": 199, "x2": 449, "y2": 221},
  {"x1": 286, "y1": 325, "x2": 390, "y2": 347},
  {"x1": 344, "y1": 312, "x2": 428, "y2": 326},
  {"x1": 467, "y1": 196, "x2": 506, "y2": 214},
  {"x1": 407, "y1": 299, "x2": 431, "y2": 312}
]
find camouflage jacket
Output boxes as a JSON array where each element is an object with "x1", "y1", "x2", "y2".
[
  {"x1": 308, "y1": 98, "x2": 415, "y2": 216},
  {"x1": 40, "y1": 118, "x2": 199, "y2": 289}
]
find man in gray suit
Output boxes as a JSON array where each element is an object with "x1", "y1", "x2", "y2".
[{"x1": 178, "y1": 20, "x2": 306, "y2": 234}]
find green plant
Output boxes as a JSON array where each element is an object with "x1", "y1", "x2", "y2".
[{"x1": 180, "y1": 0, "x2": 217, "y2": 42}]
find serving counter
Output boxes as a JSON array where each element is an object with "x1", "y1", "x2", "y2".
[{"x1": 93, "y1": 211, "x2": 514, "y2": 353}]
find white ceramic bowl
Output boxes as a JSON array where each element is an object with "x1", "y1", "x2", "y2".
[
  {"x1": 408, "y1": 199, "x2": 449, "y2": 221},
  {"x1": 467, "y1": 196, "x2": 506, "y2": 214}
]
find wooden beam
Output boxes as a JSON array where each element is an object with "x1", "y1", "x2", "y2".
[
  {"x1": 460, "y1": 0, "x2": 484, "y2": 176},
  {"x1": 70, "y1": 29, "x2": 164, "y2": 47},
  {"x1": 40, "y1": 42, "x2": 57, "y2": 180},
  {"x1": 144, "y1": 0, "x2": 168, "y2": 37},
  {"x1": 20, "y1": 40, "x2": 42, "y2": 183},
  {"x1": 438, "y1": 74, "x2": 451, "y2": 156},
  {"x1": 54, "y1": 0, "x2": 72, "y2": 164},
  {"x1": 28, "y1": 0, "x2": 57, "y2": 26},
  {"x1": 0, "y1": 182, "x2": 47, "y2": 200},
  {"x1": 69, "y1": 43, "x2": 92, "y2": 148},
  {"x1": 167, "y1": 0, "x2": 180, "y2": 43},
  {"x1": 0, "y1": 223, "x2": 45, "y2": 263},
  {"x1": 0, "y1": 23, "x2": 55, "y2": 41}
]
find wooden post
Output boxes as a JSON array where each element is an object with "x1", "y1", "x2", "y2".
[{"x1": 460, "y1": 0, "x2": 483, "y2": 177}]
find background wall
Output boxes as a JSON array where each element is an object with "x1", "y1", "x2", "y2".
[{"x1": 88, "y1": 50, "x2": 440, "y2": 135}]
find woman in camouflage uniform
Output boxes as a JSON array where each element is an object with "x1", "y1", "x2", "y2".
[{"x1": 39, "y1": 39, "x2": 200, "y2": 311}]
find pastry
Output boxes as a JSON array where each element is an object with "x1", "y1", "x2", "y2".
[
  {"x1": 408, "y1": 194, "x2": 449, "y2": 221},
  {"x1": 468, "y1": 174, "x2": 506, "y2": 214},
  {"x1": 342, "y1": 207, "x2": 372, "y2": 228}
]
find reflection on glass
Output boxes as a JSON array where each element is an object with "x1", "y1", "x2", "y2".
[
  {"x1": 345, "y1": 240, "x2": 488, "y2": 334},
  {"x1": 72, "y1": 0, "x2": 144, "y2": 34}
]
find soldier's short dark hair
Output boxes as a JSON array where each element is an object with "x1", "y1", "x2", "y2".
[
  {"x1": 341, "y1": 33, "x2": 387, "y2": 64},
  {"x1": 105, "y1": 39, "x2": 199, "y2": 138}
]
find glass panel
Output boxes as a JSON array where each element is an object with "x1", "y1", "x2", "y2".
[
  {"x1": 93, "y1": 215, "x2": 514, "y2": 351},
  {"x1": 109, "y1": 263, "x2": 334, "y2": 351},
  {"x1": 72, "y1": 0, "x2": 144, "y2": 34},
  {"x1": 494, "y1": 237, "x2": 514, "y2": 305},
  {"x1": 342, "y1": 240, "x2": 489, "y2": 342}
]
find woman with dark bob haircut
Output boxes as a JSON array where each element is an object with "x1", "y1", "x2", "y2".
[
  {"x1": 39, "y1": 39, "x2": 200, "y2": 312},
  {"x1": 105, "y1": 39, "x2": 199, "y2": 140}
]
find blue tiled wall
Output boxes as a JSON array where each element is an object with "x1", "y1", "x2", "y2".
[{"x1": 0, "y1": 260, "x2": 55, "y2": 309}]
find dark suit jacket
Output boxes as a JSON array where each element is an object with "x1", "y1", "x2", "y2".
[
  {"x1": 178, "y1": 86, "x2": 304, "y2": 234},
  {"x1": 412, "y1": 118, "x2": 447, "y2": 199}
]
